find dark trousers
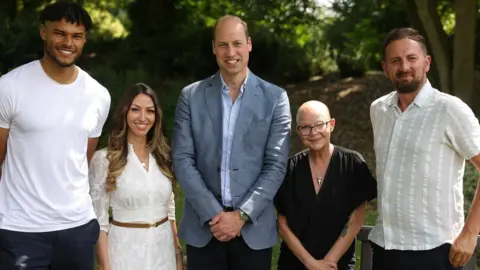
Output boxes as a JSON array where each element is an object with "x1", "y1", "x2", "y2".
[
  {"x1": 187, "y1": 236, "x2": 272, "y2": 270},
  {"x1": 0, "y1": 219, "x2": 100, "y2": 270},
  {"x1": 371, "y1": 242, "x2": 463, "y2": 270}
]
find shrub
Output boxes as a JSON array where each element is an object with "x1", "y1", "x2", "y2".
[{"x1": 464, "y1": 162, "x2": 479, "y2": 217}]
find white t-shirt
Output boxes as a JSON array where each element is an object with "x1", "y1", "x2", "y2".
[{"x1": 0, "y1": 60, "x2": 111, "y2": 232}]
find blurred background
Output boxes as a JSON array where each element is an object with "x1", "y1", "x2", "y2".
[{"x1": 1, "y1": 0, "x2": 479, "y2": 268}]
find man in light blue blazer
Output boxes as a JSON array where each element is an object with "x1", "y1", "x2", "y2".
[{"x1": 172, "y1": 15, "x2": 292, "y2": 270}]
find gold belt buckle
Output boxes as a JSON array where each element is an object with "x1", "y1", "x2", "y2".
[{"x1": 147, "y1": 222, "x2": 156, "y2": 228}]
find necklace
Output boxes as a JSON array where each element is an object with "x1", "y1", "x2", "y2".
[
  {"x1": 140, "y1": 156, "x2": 148, "y2": 168},
  {"x1": 316, "y1": 176, "x2": 323, "y2": 186},
  {"x1": 309, "y1": 155, "x2": 329, "y2": 187}
]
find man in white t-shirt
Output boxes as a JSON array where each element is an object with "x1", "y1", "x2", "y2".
[{"x1": 0, "y1": 2, "x2": 111, "y2": 270}]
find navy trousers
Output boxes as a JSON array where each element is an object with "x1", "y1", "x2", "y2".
[
  {"x1": 0, "y1": 219, "x2": 100, "y2": 270},
  {"x1": 187, "y1": 236, "x2": 272, "y2": 270},
  {"x1": 371, "y1": 241, "x2": 463, "y2": 270}
]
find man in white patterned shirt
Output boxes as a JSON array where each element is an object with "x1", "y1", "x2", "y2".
[{"x1": 368, "y1": 27, "x2": 480, "y2": 270}]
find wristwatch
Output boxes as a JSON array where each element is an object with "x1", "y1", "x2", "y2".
[{"x1": 238, "y1": 209, "x2": 250, "y2": 222}]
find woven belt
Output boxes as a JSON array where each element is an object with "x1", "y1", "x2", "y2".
[{"x1": 111, "y1": 216, "x2": 169, "y2": 228}]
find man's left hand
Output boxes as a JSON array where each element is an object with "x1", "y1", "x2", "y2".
[
  {"x1": 449, "y1": 228, "x2": 477, "y2": 267},
  {"x1": 209, "y1": 211, "x2": 245, "y2": 242}
]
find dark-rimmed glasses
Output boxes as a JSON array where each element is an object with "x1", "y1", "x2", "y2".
[{"x1": 296, "y1": 119, "x2": 333, "y2": 136}]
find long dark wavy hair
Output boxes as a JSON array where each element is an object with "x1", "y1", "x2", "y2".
[{"x1": 105, "y1": 83, "x2": 174, "y2": 192}]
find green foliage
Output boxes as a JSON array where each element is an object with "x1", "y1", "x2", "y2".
[
  {"x1": 464, "y1": 162, "x2": 479, "y2": 217},
  {"x1": 0, "y1": 12, "x2": 42, "y2": 74},
  {"x1": 121, "y1": 0, "x2": 330, "y2": 82},
  {"x1": 437, "y1": 0, "x2": 455, "y2": 34},
  {"x1": 83, "y1": 2, "x2": 129, "y2": 39},
  {"x1": 324, "y1": 0, "x2": 410, "y2": 77}
]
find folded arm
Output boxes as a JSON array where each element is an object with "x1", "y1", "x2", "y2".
[
  {"x1": 172, "y1": 88, "x2": 223, "y2": 225},
  {"x1": 238, "y1": 91, "x2": 291, "y2": 223}
]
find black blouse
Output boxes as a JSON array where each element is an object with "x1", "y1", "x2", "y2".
[{"x1": 274, "y1": 146, "x2": 377, "y2": 270}]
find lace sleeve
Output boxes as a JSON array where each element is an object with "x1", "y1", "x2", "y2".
[
  {"x1": 89, "y1": 150, "x2": 110, "y2": 232},
  {"x1": 167, "y1": 191, "x2": 176, "y2": 220}
]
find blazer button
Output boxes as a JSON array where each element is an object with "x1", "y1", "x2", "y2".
[{"x1": 217, "y1": 168, "x2": 221, "y2": 172}]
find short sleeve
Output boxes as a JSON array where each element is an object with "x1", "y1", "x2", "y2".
[
  {"x1": 88, "y1": 88, "x2": 111, "y2": 138},
  {"x1": 274, "y1": 157, "x2": 293, "y2": 216},
  {"x1": 445, "y1": 97, "x2": 480, "y2": 160},
  {"x1": 167, "y1": 191, "x2": 176, "y2": 220},
  {"x1": 369, "y1": 101, "x2": 376, "y2": 132},
  {"x1": 88, "y1": 150, "x2": 110, "y2": 232},
  {"x1": 351, "y1": 153, "x2": 377, "y2": 208},
  {"x1": 0, "y1": 76, "x2": 15, "y2": 129}
]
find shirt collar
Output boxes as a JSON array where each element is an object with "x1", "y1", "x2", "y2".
[
  {"x1": 388, "y1": 80, "x2": 433, "y2": 108},
  {"x1": 220, "y1": 72, "x2": 249, "y2": 94}
]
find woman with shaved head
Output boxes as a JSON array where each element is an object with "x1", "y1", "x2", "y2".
[{"x1": 274, "y1": 101, "x2": 377, "y2": 270}]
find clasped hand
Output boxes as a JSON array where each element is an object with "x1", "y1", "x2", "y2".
[
  {"x1": 306, "y1": 259, "x2": 337, "y2": 270},
  {"x1": 209, "y1": 211, "x2": 245, "y2": 242}
]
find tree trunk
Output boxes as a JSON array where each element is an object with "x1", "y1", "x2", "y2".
[
  {"x1": 403, "y1": 0, "x2": 441, "y2": 90},
  {"x1": 453, "y1": 0, "x2": 478, "y2": 113},
  {"x1": 413, "y1": 0, "x2": 453, "y2": 94}
]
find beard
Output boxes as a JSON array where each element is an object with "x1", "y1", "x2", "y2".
[
  {"x1": 392, "y1": 71, "x2": 424, "y2": 94},
  {"x1": 44, "y1": 41, "x2": 80, "y2": 67}
]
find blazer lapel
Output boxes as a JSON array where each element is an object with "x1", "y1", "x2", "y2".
[
  {"x1": 204, "y1": 73, "x2": 223, "y2": 158},
  {"x1": 233, "y1": 71, "x2": 261, "y2": 140}
]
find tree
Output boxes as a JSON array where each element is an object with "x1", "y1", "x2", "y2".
[{"x1": 404, "y1": 0, "x2": 478, "y2": 113}]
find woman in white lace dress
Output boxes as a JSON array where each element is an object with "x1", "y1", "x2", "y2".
[{"x1": 89, "y1": 83, "x2": 183, "y2": 270}]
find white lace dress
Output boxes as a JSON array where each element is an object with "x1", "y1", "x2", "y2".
[{"x1": 89, "y1": 146, "x2": 176, "y2": 270}]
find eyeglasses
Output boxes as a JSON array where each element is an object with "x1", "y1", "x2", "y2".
[{"x1": 296, "y1": 119, "x2": 333, "y2": 136}]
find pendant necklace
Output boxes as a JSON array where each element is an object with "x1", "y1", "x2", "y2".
[
  {"x1": 310, "y1": 145, "x2": 333, "y2": 188},
  {"x1": 140, "y1": 155, "x2": 148, "y2": 168},
  {"x1": 316, "y1": 176, "x2": 323, "y2": 186},
  {"x1": 309, "y1": 158, "x2": 326, "y2": 187},
  {"x1": 309, "y1": 154, "x2": 330, "y2": 187}
]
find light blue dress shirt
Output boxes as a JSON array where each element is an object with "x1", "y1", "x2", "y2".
[{"x1": 220, "y1": 74, "x2": 248, "y2": 207}]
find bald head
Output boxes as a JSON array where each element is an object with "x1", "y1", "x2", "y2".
[
  {"x1": 296, "y1": 100, "x2": 331, "y2": 124},
  {"x1": 213, "y1": 15, "x2": 249, "y2": 42}
]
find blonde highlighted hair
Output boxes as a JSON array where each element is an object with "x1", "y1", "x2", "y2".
[{"x1": 105, "y1": 83, "x2": 174, "y2": 192}]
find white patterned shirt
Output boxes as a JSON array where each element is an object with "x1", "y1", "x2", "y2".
[{"x1": 368, "y1": 80, "x2": 480, "y2": 250}]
